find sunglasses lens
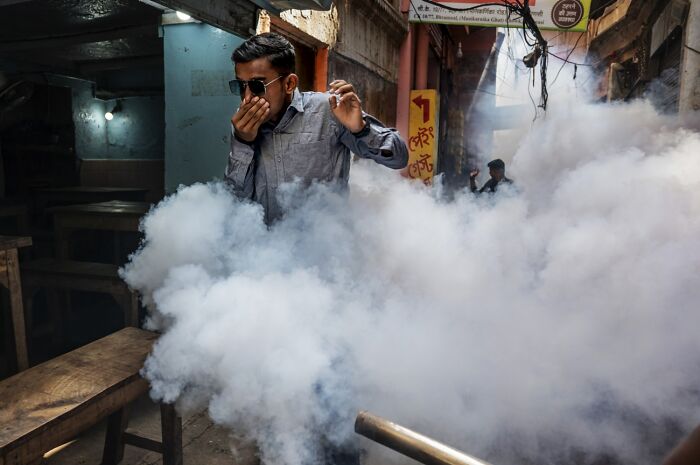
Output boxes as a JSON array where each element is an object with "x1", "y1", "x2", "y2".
[{"x1": 248, "y1": 80, "x2": 266, "y2": 95}]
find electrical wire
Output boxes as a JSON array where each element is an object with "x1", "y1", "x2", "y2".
[
  {"x1": 415, "y1": 0, "x2": 550, "y2": 111},
  {"x1": 550, "y1": 32, "x2": 586, "y2": 87},
  {"x1": 409, "y1": 0, "x2": 618, "y2": 112}
]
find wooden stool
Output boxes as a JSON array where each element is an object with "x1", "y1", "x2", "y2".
[
  {"x1": 0, "y1": 327, "x2": 183, "y2": 465},
  {"x1": 21, "y1": 259, "x2": 139, "y2": 349}
]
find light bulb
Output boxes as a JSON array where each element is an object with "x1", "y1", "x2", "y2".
[
  {"x1": 176, "y1": 11, "x2": 191, "y2": 20},
  {"x1": 104, "y1": 111, "x2": 114, "y2": 121}
]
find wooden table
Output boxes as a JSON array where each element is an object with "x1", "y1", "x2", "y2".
[
  {"x1": 0, "y1": 236, "x2": 32, "y2": 372},
  {"x1": 35, "y1": 186, "x2": 149, "y2": 205},
  {"x1": 34, "y1": 187, "x2": 149, "y2": 227},
  {"x1": 50, "y1": 201, "x2": 150, "y2": 262}
]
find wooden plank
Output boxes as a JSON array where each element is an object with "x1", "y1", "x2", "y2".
[
  {"x1": 0, "y1": 237, "x2": 32, "y2": 252},
  {"x1": 0, "y1": 204, "x2": 27, "y2": 218},
  {"x1": 0, "y1": 250, "x2": 7, "y2": 286},
  {"x1": 49, "y1": 201, "x2": 150, "y2": 217},
  {"x1": 0, "y1": 328, "x2": 158, "y2": 453},
  {"x1": 5, "y1": 248, "x2": 28, "y2": 371},
  {"x1": 0, "y1": 25, "x2": 156, "y2": 53},
  {"x1": 2, "y1": 377, "x2": 149, "y2": 465},
  {"x1": 21, "y1": 259, "x2": 121, "y2": 280},
  {"x1": 24, "y1": 273, "x2": 127, "y2": 295},
  {"x1": 122, "y1": 432, "x2": 163, "y2": 453},
  {"x1": 53, "y1": 214, "x2": 142, "y2": 231}
]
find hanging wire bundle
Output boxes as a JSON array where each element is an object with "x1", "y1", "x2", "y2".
[{"x1": 412, "y1": 0, "x2": 550, "y2": 111}]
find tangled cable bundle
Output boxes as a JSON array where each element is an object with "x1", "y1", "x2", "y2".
[{"x1": 412, "y1": 0, "x2": 550, "y2": 111}]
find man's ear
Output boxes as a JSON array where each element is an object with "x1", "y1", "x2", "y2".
[{"x1": 285, "y1": 74, "x2": 298, "y2": 94}]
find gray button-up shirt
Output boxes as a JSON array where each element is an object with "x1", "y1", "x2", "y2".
[{"x1": 225, "y1": 89, "x2": 408, "y2": 223}]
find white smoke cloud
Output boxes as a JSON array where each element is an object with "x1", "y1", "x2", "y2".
[{"x1": 122, "y1": 99, "x2": 700, "y2": 465}]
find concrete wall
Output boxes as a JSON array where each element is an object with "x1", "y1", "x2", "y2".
[
  {"x1": 332, "y1": 0, "x2": 406, "y2": 126},
  {"x1": 162, "y1": 22, "x2": 245, "y2": 193},
  {"x1": 333, "y1": 0, "x2": 405, "y2": 83},
  {"x1": 102, "y1": 96, "x2": 165, "y2": 159},
  {"x1": 328, "y1": 51, "x2": 397, "y2": 125},
  {"x1": 48, "y1": 75, "x2": 164, "y2": 160},
  {"x1": 278, "y1": 7, "x2": 339, "y2": 45},
  {"x1": 680, "y1": 0, "x2": 700, "y2": 113}
]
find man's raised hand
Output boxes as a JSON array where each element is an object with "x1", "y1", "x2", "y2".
[
  {"x1": 232, "y1": 96, "x2": 270, "y2": 142},
  {"x1": 328, "y1": 80, "x2": 365, "y2": 134}
]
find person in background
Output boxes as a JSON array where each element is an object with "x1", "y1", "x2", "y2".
[
  {"x1": 225, "y1": 32, "x2": 408, "y2": 224},
  {"x1": 469, "y1": 158, "x2": 513, "y2": 194}
]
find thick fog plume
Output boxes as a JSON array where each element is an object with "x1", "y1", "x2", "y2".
[{"x1": 122, "y1": 100, "x2": 700, "y2": 465}]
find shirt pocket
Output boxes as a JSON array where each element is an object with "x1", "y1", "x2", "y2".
[{"x1": 284, "y1": 139, "x2": 335, "y2": 183}]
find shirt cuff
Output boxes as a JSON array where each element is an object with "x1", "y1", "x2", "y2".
[
  {"x1": 351, "y1": 118, "x2": 371, "y2": 138},
  {"x1": 234, "y1": 132, "x2": 255, "y2": 146}
]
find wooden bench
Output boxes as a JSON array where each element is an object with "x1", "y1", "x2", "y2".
[
  {"x1": 0, "y1": 327, "x2": 183, "y2": 465},
  {"x1": 21, "y1": 259, "x2": 139, "y2": 341}
]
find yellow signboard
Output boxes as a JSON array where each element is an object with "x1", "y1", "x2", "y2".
[{"x1": 407, "y1": 89, "x2": 439, "y2": 183}]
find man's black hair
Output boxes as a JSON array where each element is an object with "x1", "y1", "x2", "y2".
[
  {"x1": 232, "y1": 32, "x2": 295, "y2": 74},
  {"x1": 487, "y1": 158, "x2": 505, "y2": 170}
]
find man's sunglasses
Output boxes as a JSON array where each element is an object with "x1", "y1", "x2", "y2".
[{"x1": 228, "y1": 75, "x2": 286, "y2": 97}]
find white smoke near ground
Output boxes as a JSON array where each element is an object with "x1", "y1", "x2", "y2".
[{"x1": 122, "y1": 98, "x2": 700, "y2": 465}]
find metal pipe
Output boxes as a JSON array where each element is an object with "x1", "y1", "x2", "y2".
[{"x1": 354, "y1": 411, "x2": 493, "y2": 465}]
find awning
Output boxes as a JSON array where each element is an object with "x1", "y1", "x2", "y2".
[{"x1": 250, "y1": 0, "x2": 333, "y2": 14}]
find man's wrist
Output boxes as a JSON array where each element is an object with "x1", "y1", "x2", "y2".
[
  {"x1": 234, "y1": 131, "x2": 255, "y2": 145},
  {"x1": 351, "y1": 118, "x2": 369, "y2": 137}
]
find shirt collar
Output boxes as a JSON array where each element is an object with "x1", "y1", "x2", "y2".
[
  {"x1": 289, "y1": 88, "x2": 304, "y2": 113},
  {"x1": 263, "y1": 89, "x2": 304, "y2": 132}
]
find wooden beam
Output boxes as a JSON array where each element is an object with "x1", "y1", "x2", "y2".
[
  {"x1": 0, "y1": 0, "x2": 33, "y2": 6},
  {"x1": 152, "y1": 0, "x2": 257, "y2": 39},
  {"x1": 270, "y1": 15, "x2": 326, "y2": 49},
  {"x1": 123, "y1": 432, "x2": 163, "y2": 453},
  {"x1": 0, "y1": 25, "x2": 156, "y2": 53}
]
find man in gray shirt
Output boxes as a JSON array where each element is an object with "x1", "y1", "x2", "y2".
[{"x1": 225, "y1": 32, "x2": 408, "y2": 224}]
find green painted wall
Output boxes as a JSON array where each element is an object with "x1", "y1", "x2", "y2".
[{"x1": 163, "y1": 22, "x2": 244, "y2": 192}]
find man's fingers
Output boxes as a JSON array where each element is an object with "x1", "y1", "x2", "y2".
[
  {"x1": 238, "y1": 97, "x2": 256, "y2": 113},
  {"x1": 236, "y1": 97, "x2": 260, "y2": 117},
  {"x1": 328, "y1": 80, "x2": 346, "y2": 92},
  {"x1": 239, "y1": 101, "x2": 269, "y2": 132},
  {"x1": 232, "y1": 99, "x2": 255, "y2": 125},
  {"x1": 250, "y1": 101, "x2": 270, "y2": 124},
  {"x1": 333, "y1": 83, "x2": 355, "y2": 96},
  {"x1": 237, "y1": 98, "x2": 268, "y2": 128},
  {"x1": 336, "y1": 91, "x2": 360, "y2": 105}
]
